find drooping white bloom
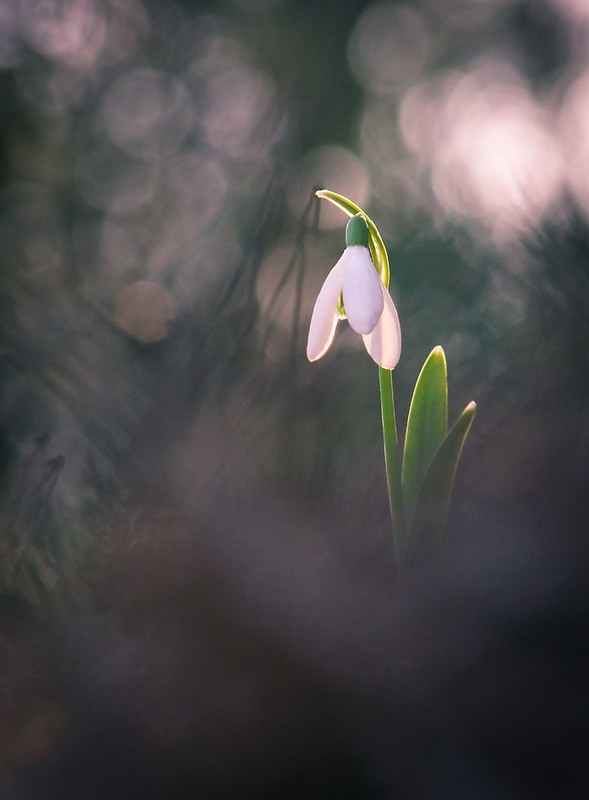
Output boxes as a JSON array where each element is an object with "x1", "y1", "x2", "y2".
[{"x1": 306, "y1": 233, "x2": 401, "y2": 369}]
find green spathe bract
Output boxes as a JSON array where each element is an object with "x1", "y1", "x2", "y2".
[
  {"x1": 314, "y1": 190, "x2": 476, "y2": 573},
  {"x1": 315, "y1": 190, "x2": 390, "y2": 288}
]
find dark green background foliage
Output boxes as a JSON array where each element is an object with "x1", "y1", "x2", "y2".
[{"x1": 1, "y1": 1, "x2": 589, "y2": 798}]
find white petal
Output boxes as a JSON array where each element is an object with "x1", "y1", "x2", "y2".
[
  {"x1": 342, "y1": 246, "x2": 384, "y2": 335},
  {"x1": 306, "y1": 252, "x2": 346, "y2": 361},
  {"x1": 362, "y1": 283, "x2": 402, "y2": 369}
]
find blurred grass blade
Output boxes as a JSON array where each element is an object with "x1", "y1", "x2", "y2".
[
  {"x1": 407, "y1": 400, "x2": 476, "y2": 561},
  {"x1": 315, "y1": 190, "x2": 390, "y2": 287},
  {"x1": 402, "y1": 346, "x2": 448, "y2": 527}
]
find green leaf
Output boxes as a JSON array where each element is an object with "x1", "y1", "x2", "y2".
[
  {"x1": 402, "y1": 346, "x2": 448, "y2": 527},
  {"x1": 315, "y1": 189, "x2": 390, "y2": 288},
  {"x1": 407, "y1": 400, "x2": 477, "y2": 562}
]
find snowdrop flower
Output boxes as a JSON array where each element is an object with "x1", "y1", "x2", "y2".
[{"x1": 307, "y1": 214, "x2": 401, "y2": 369}]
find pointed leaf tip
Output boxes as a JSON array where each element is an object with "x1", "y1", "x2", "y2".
[
  {"x1": 407, "y1": 398, "x2": 476, "y2": 562},
  {"x1": 402, "y1": 346, "x2": 449, "y2": 527}
]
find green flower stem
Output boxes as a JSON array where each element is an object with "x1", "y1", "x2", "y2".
[{"x1": 378, "y1": 366, "x2": 407, "y2": 572}]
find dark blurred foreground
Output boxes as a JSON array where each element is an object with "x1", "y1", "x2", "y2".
[
  {"x1": 1, "y1": 0, "x2": 589, "y2": 797},
  {"x1": 2, "y1": 411, "x2": 589, "y2": 800}
]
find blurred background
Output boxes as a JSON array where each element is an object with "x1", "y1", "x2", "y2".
[{"x1": 1, "y1": 0, "x2": 589, "y2": 797}]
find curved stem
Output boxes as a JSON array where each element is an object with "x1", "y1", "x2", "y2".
[{"x1": 378, "y1": 366, "x2": 407, "y2": 573}]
